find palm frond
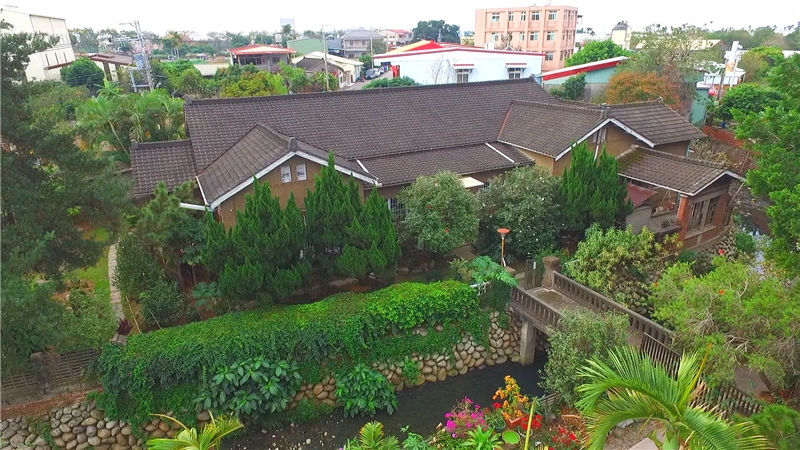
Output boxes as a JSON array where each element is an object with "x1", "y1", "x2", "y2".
[{"x1": 681, "y1": 407, "x2": 773, "y2": 450}]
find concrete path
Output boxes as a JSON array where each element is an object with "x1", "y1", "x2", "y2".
[{"x1": 107, "y1": 244, "x2": 125, "y2": 320}]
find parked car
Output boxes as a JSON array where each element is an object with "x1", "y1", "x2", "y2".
[{"x1": 365, "y1": 69, "x2": 380, "y2": 80}]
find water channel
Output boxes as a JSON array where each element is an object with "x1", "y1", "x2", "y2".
[{"x1": 227, "y1": 355, "x2": 547, "y2": 450}]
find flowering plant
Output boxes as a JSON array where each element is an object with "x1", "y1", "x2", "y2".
[
  {"x1": 520, "y1": 413, "x2": 543, "y2": 432},
  {"x1": 492, "y1": 375, "x2": 530, "y2": 420},
  {"x1": 549, "y1": 426, "x2": 580, "y2": 449},
  {"x1": 443, "y1": 397, "x2": 487, "y2": 438}
]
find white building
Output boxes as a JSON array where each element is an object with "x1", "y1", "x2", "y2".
[
  {"x1": 373, "y1": 44, "x2": 543, "y2": 85},
  {"x1": 610, "y1": 21, "x2": 632, "y2": 50},
  {"x1": 292, "y1": 51, "x2": 363, "y2": 87},
  {"x1": 0, "y1": 7, "x2": 75, "y2": 81}
]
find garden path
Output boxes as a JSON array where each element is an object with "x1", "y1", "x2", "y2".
[{"x1": 106, "y1": 243, "x2": 125, "y2": 320}]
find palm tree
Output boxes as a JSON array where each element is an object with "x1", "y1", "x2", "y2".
[
  {"x1": 576, "y1": 346, "x2": 772, "y2": 450},
  {"x1": 146, "y1": 413, "x2": 243, "y2": 450}
]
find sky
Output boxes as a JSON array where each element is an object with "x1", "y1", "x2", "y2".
[{"x1": 11, "y1": 0, "x2": 797, "y2": 38}]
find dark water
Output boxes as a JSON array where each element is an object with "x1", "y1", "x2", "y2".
[{"x1": 227, "y1": 355, "x2": 547, "y2": 449}]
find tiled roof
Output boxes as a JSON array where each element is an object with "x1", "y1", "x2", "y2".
[
  {"x1": 358, "y1": 141, "x2": 530, "y2": 187},
  {"x1": 295, "y1": 57, "x2": 344, "y2": 73},
  {"x1": 617, "y1": 147, "x2": 738, "y2": 196},
  {"x1": 341, "y1": 29, "x2": 384, "y2": 40},
  {"x1": 131, "y1": 140, "x2": 195, "y2": 196},
  {"x1": 498, "y1": 101, "x2": 605, "y2": 157},
  {"x1": 608, "y1": 100, "x2": 706, "y2": 145},
  {"x1": 229, "y1": 44, "x2": 296, "y2": 56},
  {"x1": 183, "y1": 78, "x2": 558, "y2": 171},
  {"x1": 197, "y1": 124, "x2": 372, "y2": 204}
]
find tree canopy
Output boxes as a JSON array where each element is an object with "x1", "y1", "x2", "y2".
[
  {"x1": 605, "y1": 71, "x2": 682, "y2": 108},
  {"x1": 735, "y1": 55, "x2": 800, "y2": 276},
  {"x1": 411, "y1": 20, "x2": 460, "y2": 43},
  {"x1": 718, "y1": 83, "x2": 782, "y2": 121},
  {"x1": 362, "y1": 76, "x2": 419, "y2": 89},
  {"x1": 737, "y1": 46, "x2": 785, "y2": 82},
  {"x1": 397, "y1": 171, "x2": 480, "y2": 256},
  {"x1": 60, "y1": 56, "x2": 105, "y2": 93},
  {"x1": 565, "y1": 40, "x2": 630, "y2": 67},
  {"x1": 653, "y1": 257, "x2": 800, "y2": 391},
  {"x1": 550, "y1": 73, "x2": 587, "y2": 100}
]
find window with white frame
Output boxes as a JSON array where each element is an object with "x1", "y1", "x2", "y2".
[
  {"x1": 562, "y1": 31, "x2": 566, "y2": 41},
  {"x1": 546, "y1": 31, "x2": 556, "y2": 41},
  {"x1": 295, "y1": 163, "x2": 307, "y2": 181},
  {"x1": 387, "y1": 198, "x2": 406, "y2": 221},
  {"x1": 508, "y1": 12, "x2": 514, "y2": 21},
  {"x1": 456, "y1": 68, "x2": 470, "y2": 83},
  {"x1": 521, "y1": 11, "x2": 526, "y2": 21},
  {"x1": 491, "y1": 13, "x2": 500, "y2": 22},
  {"x1": 530, "y1": 31, "x2": 539, "y2": 41},
  {"x1": 532, "y1": 10, "x2": 540, "y2": 20},
  {"x1": 547, "y1": 10, "x2": 558, "y2": 20},
  {"x1": 492, "y1": 33, "x2": 500, "y2": 42},
  {"x1": 280, "y1": 165, "x2": 292, "y2": 183},
  {"x1": 520, "y1": 32, "x2": 525, "y2": 41},
  {"x1": 508, "y1": 67, "x2": 524, "y2": 79},
  {"x1": 545, "y1": 52, "x2": 554, "y2": 61}
]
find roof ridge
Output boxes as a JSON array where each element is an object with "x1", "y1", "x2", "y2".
[
  {"x1": 357, "y1": 141, "x2": 499, "y2": 161},
  {"x1": 513, "y1": 99, "x2": 602, "y2": 116},
  {"x1": 634, "y1": 146, "x2": 727, "y2": 170},
  {"x1": 185, "y1": 78, "x2": 542, "y2": 106},
  {"x1": 134, "y1": 139, "x2": 192, "y2": 149}
]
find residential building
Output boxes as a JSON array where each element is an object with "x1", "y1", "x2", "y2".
[
  {"x1": 0, "y1": 7, "x2": 75, "y2": 81},
  {"x1": 287, "y1": 37, "x2": 326, "y2": 55},
  {"x1": 610, "y1": 20, "x2": 632, "y2": 50},
  {"x1": 474, "y1": 5, "x2": 579, "y2": 71},
  {"x1": 379, "y1": 29, "x2": 413, "y2": 49},
  {"x1": 373, "y1": 41, "x2": 543, "y2": 85},
  {"x1": 228, "y1": 44, "x2": 296, "y2": 72},
  {"x1": 341, "y1": 29, "x2": 384, "y2": 59},
  {"x1": 325, "y1": 36, "x2": 344, "y2": 57},
  {"x1": 291, "y1": 52, "x2": 363, "y2": 87},
  {"x1": 132, "y1": 78, "x2": 727, "y2": 248},
  {"x1": 542, "y1": 56, "x2": 628, "y2": 99}
]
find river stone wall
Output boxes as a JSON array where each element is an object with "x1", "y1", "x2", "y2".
[{"x1": 1, "y1": 311, "x2": 526, "y2": 450}]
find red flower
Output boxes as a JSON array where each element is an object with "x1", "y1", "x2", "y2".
[
  {"x1": 719, "y1": 289, "x2": 725, "y2": 295},
  {"x1": 427, "y1": 204, "x2": 432, "y2": 209},
  {"x1": 493, "y1": 402, "x2": 502, "y2": 409},
  {"x1": 654, "y1": 282, "x2": 659, "y2": 287},
  {"x1": 445, "y1": 228, "x2": 450, "y2": 233},
  {"x1": 719, "y1": 249, "x2": 725, "y2": 255}
]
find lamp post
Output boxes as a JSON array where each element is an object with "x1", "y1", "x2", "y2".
[{"x1": 497, "y1": 228, "x2": 510, "y2": 267}]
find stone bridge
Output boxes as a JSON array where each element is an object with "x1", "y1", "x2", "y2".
[{"x1": 509, "y1": 256, "x2": 673, "y2": 366}]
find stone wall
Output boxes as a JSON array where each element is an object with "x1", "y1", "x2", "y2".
[{"x1": 1, "y1": 311, "x2": 525, "y2": 450}]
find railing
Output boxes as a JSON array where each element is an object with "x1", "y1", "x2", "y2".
[
  {"x1": 510, "y1": 287, "x2": 562, "y2": 330},
  {"x1": 553, "y1": 273, "x2": 673, "y2": 346},
  {"x1": 1, "y1": 348, "x2": 100, "y2": 404},
  {"x1": 641, "y1": 333, "x2": 762, "y2": 417}
]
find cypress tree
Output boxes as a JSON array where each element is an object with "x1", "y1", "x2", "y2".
[
  {"x1": 306, "y1": 153, "x2": 360, "y2": 278},
  {"x1": 561, "y1": 142, "x2": 631, "y2": 233},
  {"x1": 338, "y1": 188, "x2": 401, "y2": 279}
]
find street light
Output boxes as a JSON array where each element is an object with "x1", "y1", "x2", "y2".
[{"x1": 497, "y1": 228, "x2": 510, "y2": 267}]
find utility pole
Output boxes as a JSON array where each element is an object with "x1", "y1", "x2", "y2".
[
  {"x1": 321, "y1": 25, "x2": 330, "y2": 91},
  {"x1": 119, "y1": 20, "x2": 153, "y2": 92}
]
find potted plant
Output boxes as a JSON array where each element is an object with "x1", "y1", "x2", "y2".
[
  {"x1": 493, "y1": 376, "x2": 530, "y2": 429},
  {"x1": 487, "y1": 410, "x2": 506, "y2": 432}
]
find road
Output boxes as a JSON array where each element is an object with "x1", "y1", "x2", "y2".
[{"x1": 342, "y1": 71, "x2": 393, "y2": 91}]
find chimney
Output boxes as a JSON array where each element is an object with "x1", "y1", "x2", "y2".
[
  {"x1": 288, "y1": 137, "x2": 298, "y2": 151},
  {"x1": 600, "y1": 103, "x2": 610, "y2": 119}
]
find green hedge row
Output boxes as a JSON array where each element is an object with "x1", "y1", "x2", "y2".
[{"x1": 94, "y1": 281, "x2": 486, "y2": 425}]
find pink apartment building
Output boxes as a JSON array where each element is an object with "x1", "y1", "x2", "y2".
[{"x1": 474, "y1": 5, "x2": 579, "y2": 70}]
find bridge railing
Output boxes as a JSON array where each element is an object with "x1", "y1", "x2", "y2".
[
  {"x1": 510, "y1": 287, "x2": 561, "y2": 330},
  {"x1": 552, "y1": 272, "x2": 673, "y2": 346}
]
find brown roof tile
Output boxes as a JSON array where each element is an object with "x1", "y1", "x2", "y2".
[
  {"x1": 498, "y1": 101, "x2": 604, "y2": 157},
  {"x1": 608, "y1": 100, "x2": 705, "y2": 145},
  {"x1": 183, "y1": 78, "x2": 559, "y2": 171},
  {"x1": 197, "y1": 124, "x2": 373, "y2": 204},
  {"x1": 358, "y1": 141, "x2": 530, "y2": 187},
  {"x1": 131, "y1": 140, "x2": 195, "y2": 196},
  {"x1": 617, "y1": 147, "x2": 739, "y2": 195}
]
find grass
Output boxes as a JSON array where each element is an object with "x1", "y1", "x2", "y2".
[{"x1": 72, "y1": 228, "x2": 111, "y2": 303}]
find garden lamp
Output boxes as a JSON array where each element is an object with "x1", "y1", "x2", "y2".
[{"x1": 497, "y1": 228, "x2": 510, "y2": 267}]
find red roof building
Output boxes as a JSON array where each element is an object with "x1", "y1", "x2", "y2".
[{"x1": 228, "y1": 44, "x2": 296, "y2": 72}]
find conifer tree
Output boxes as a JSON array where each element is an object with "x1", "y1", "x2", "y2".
[
  {"x1": 339, "y1": 188, "x2": 401, "y2": 279},
  {"x1": 305, "y1": 153, "x2": 360, "y2": 278},
  {"x1": 203, "y1": 178, "x2": 309, "y2": 304},
  {"x1": 561, "y1": 142, "x2": 631, "y2": 233}
]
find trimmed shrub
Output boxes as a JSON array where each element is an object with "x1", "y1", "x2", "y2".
[
  {"x1": 140, "y1": 279, "x2": 184, "y2": 328},
  {"x1": 114, "y1": 233, "x2": 164, "y2": 300},
  {"x1": 94, "y1": 281, "x2": 485, "y2": 426}
]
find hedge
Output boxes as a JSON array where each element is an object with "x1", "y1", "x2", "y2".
[{"x1": 94, "y1": 281, "x2": 486, "y2": 425}]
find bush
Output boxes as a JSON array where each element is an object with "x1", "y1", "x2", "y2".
[
  {"x1": 735, "y1": 230, "x2": 758, "y2": 255},
  {"x1": 362, "y1": 76, "x2": 419, "y2": 89},
  {"x1": 114, "y1": 234, "x2": 164, "y2": 300},
  {"x1": 195, "y1": 357, "x2": 301, "y2": 420},
  {"x1": 335, "y1": 364, "x2": 398, "y2": 417},
  {"x1": 550, "y1": 73, "x2": 587, "y2": 100},
  {"x1": 140, "y1": 279, "x2": 184, "y2": 328},
  {"x1": 676, "y1": 250, "x2": 698, "y2": 264},
  {"x1": 451, "y1": 256, "x2": 518, "y2": 311},
  {"x1": 740, "y1": 404, "x2": 800, "y2": 450},
  {"x1": 400, "y1": 356, "x2": 421, "y2": 385},
  {"x1": 95, "y1": 281, "x2": 485, "y2": 426},
  {"x1": 541, "y1": 310, "x2": 629, "y2": 406},
  {"x1": 287, "y1": 398, "x2": 335, "y2": 424},
  {"x1": 719, "y1": 83, "x2": 782, "y2": 121}
]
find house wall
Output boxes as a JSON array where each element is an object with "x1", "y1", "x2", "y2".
[
  {"x1": 678, "y1": 178, "x2": 732, "y2": 249},
  {"x1": 516, "y1": 148, "x2": 555, "y2": 172},
  {"x1": 691, "y1": 85, "x2": 712, "y2": 126},
  {"x1": 474, "y1": 6, "x2": 579, "y2": 70},
  {"x1": 653, "y1": 141, "x2": 690, "y2": 157},
  {"x1": 0, "y1": 10, "x2": 75, "y2": 81},
  {"x1": 217, "y1": 156, "x2": 337, "y2": 228},
  {"x1": 375, "y1": 49, "x2": 543, "y2": 85},
  {"x1": 376, "y1": 168, "x2": 511, "y2": 200},
  {"x1": 603, "y1": 125, "x2": 636, "y2": 157}
]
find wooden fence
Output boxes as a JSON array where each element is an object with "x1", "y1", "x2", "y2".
[
  {"x1": 552, "y1": 272, "x2": 674, "y2": 346},
  {"x1": 1, "y1": 348, "x2": 100, "y2": 404}
]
